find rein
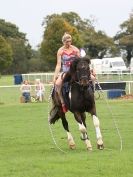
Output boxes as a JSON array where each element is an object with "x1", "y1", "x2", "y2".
[{"x1": 74, "y1": 79, "x2": 92, "y2": 86}]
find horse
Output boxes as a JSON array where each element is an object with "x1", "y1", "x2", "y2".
[{"x1": 49, "y1": 57, "x2": 104, "y2": 151}]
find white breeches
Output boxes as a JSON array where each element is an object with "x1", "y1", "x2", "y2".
[{"x1": 36, "y1": 90, "x2": 44, "y2": 97}]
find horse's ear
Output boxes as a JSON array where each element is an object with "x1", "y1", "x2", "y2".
[
  {"x1": 83, "y1": 57, "x2": 91, "y2": 65},
  {"x1": 70, "y1": 57, "x2": 80, "y2": 72}
]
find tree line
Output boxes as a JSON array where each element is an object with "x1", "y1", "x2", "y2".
[{"x1": 0, "y1": 11, "x2": 133, "y2": 74}]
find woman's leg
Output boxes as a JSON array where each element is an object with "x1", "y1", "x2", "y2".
[{"x1": 55, "y1": 73, "x2": 68, "y2": 112}]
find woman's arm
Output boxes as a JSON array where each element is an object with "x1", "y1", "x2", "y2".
[{"x1": 53, "y1": 50, "x2": 62, "y2": 83}]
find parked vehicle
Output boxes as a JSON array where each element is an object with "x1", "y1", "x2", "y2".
[
  {"x1": 90, "y1": 59, "x2": 102, "y2": 74},
  {"x1": 101, "y1": 57, "x2": 127, "y2": 73},
  {"x1": 129, "y1": 58, "x2": 133, "y2": 73}
]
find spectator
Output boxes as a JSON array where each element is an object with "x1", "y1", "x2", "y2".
[
  {"x1": 35, "y1": 79, "x2": 45, "y2": 102},
  {"x1": 20, "y1": 80, "x2": 31, "y2": 103}
]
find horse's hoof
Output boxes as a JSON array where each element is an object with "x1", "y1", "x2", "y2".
[
  {"x1": 87, "y1": 146, "x2": 93, "y2": 151},
  {"x1": 85, "y1": 139, "x2": 92, "y2": 151},
  {"x1": 68, "y1": 139, "x2": 76, "y2": 150},
  {"x1": 97, "y1": 144, "x2": 104, "y2": 150},
  {"x1": 97, "y1": 138, "x2": 104, "y2": 150},
  {"x1": 69, "y1": 144, "x2": 76, "y2": 150}
]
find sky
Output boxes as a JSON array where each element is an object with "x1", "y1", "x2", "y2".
[{"x1": 0, "y1": 0, "x2": 133, "y2": 49}]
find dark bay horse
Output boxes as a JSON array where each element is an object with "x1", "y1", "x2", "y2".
[{"x1": 49, "y1": 57, "x2": 104, "y2": 151}]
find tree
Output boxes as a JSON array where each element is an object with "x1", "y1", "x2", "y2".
[
  {"x1": 40, "y1": 12, "x2": 116, "y2": 68},
  {"x1": 0, "y1": 19, "x2": 25, "y2": 39},
  {"x1": 61, "y1": 12, "x2": 116, "y2": 58},
  {"x1": 0, "y1": 19, "x2": 32, "y2": 74},
  {"x1": 6, "y1": 38, "x2": 31, "y2": 73},
  {"x1": 84, "y1": 30, "x2": 116, "y2": 58},
  {"x1": 28, "y1": 50, "x2": 42, "y2": 72},
  {"x1": 0, "y1": 35, "x2": 13, "y2": 73},
  {"x1": 61, "y1": 12, "x2": 93, "y2": 32},
  {"x1": 114, "y1": 11, "x2": 133, "y2": 66},
  {"x1": 40, "y1": 16, "x2": 82, "y2": 71}
]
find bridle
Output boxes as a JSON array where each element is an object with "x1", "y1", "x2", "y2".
[{"x1": 75, "y1": 65, "x2": 92, "y2": 87}]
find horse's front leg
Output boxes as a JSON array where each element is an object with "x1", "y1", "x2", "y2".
[
  {"x1": 92, "y1": 114, "x2": 104, "y2": 150},
  {"x1": 74, "y1": 112, "x2": 92, "y2": 151},
  {"x1": 61, "y1": 114, "x2": 76, "y2": 150}
]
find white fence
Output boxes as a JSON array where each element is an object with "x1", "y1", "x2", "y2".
[
  {"x1": 0, "y1": 80, "x2": 133, "y2": 104},
  {"x1": 21, "y1": 72, "x2": 133, "y2": 84},
  {"x1": 22, "y1": 73, "x2": 54, "y2": 84}
]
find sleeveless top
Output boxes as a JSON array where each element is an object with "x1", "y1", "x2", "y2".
[
  {"x1": 61, "y1": 50, "x2": 78, "y2": 72},
  {"x1": 21, "y1": 84, "x2": 31, "y2": 93},
  {"x1": 35, "y1": 83, "x2": 44, "y2": 91}
]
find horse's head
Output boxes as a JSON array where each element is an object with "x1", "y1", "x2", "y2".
[{"x1": 70, "y1": 57, "x2": 91, "y2": 86}]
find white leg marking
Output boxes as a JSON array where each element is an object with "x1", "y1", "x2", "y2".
[
  {"x1": 67, "y1": 132, "x2": 75, "y2": 149},
  {"x1": 92, "y1": 115, "x2": 102, "y2": 139},
  {"x1": 69, "y1": 90, "x2": 71, "y2": 99},
  {"x1": 78, "y1": 123, "x2": 87, "y2": 133},
  {"x1": 85, "y1": 139, "x2": 92, "y2": 151}
]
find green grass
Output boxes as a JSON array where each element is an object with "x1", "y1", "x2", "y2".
[
  {"x1": 0, "y1": 75, "x2": 133, "y2": 176},
  {"x1": 0, "y1": 98, "x2": 133, "y2": 177},
  {"x1": 0, "y1": 75, "x2": 14, "y2": 86}
]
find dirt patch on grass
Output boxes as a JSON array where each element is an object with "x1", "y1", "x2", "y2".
[{"x1": 118, "y1": 94, "x2": 133, "y2": 100}]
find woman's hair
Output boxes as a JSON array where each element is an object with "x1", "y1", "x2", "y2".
[
  {"x1": 62, "y1": 33, "x2": 72, "y2": 43},
  {"x1": 23, "y1": 80, "x2": 29, "y2": 84}
]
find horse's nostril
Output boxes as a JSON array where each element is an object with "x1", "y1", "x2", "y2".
[{"x1": 80, "y1": 78, "x2": 89, "y2": 86}]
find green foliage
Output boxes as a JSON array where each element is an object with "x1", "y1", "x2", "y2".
[
  {"x1": 0, "y1": 19, "x2": 26, "y2": 39},
  {"x1": 0, "y1": 35, "x2": 13, "y2": 72},
  {"x1": 40, "y1": 16, "x2": 82, "y2": 70},
  {"x1": 28, "y1": 50, "x2": 42, "y2": 72},
  {"x1": 28, "y1": 58, "x2": 42, "y2": 72},
  {"x1": 114, "y1": 11, "x2": 133, "y2": 65},
  {"x1": 5, "y1": 38, "x2": 31, "y2": 73},
  {"x1": 62, "y1": 12, "x2": 92, "y2": 31},
  {"x1": 40, "y1": 12, "x2": 115, "y2": 68},
  {"x1": 85, "y1": 30, "x2": 116, "y2": 58},
  {"x1": 60, "y1": 12, "x2": 115, "y2": 58},
  {"x1": 0, "y1": 19, "x2": 33, "y2": 74}
]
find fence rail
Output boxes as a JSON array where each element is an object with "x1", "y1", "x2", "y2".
[
  {"x1": 21, "y1": 72, "x2": 133, "y2": 84},
  {"x1": 0, "y1": 81, "x2": 133, "y2": 105}
]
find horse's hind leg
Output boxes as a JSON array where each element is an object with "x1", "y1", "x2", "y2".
[
  {"x1": 61, "y1": 115, "x2": 76, "y2": 150},
  {"x1": 92, "y1": 114, "x2": 104, "y2": 150}
]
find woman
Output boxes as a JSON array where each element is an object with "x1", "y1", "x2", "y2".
[
  {"x1": 35, "y1": 79, "x2": 45, "y2": 102},
  {"x1": 20, "y1": 80, "x2": 31, "y2": 103},
  {"x1": 53, "y1": 33, "x2": 80, "y2": 113}
]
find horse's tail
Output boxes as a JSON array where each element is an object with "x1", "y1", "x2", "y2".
[{"x1": 49, "y1": 105, "x2": 60, "y2": 124}]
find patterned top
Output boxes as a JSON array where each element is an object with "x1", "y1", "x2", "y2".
[
  {"x1": 20, "y1": 84, "x2": 31, "y2": 93},
  {"x1": 61, "y1": 50, "x2": 78, "y2": 72},
  {"x1": 35, "y1": 83, "x2": 45, "y2": 91}
]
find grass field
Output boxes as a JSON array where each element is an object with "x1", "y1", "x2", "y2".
[
  {"x1": 0, "y1": 91, "x2": 133, "y2": 177},
  {"x1": 0, "y1": 75, "x2": 133, "y2": 177}
]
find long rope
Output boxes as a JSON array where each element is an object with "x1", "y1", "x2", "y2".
[
  {"x1": 47, "y1": 85, "x2": 67, "y2": 153},
  {"x1": 95, "y1": 79, "x2": 123, "y2": 151},
  {"x1": 47, "y1": 81, "x2": 123, "y2": 152}
]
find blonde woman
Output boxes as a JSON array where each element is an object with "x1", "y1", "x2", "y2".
[
  {"x1": 35, "y1": 79, "x2": 45, "y2": 102},
  {"x1": 53, "y1": 33, "x2": 80, "y2": 113}
]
